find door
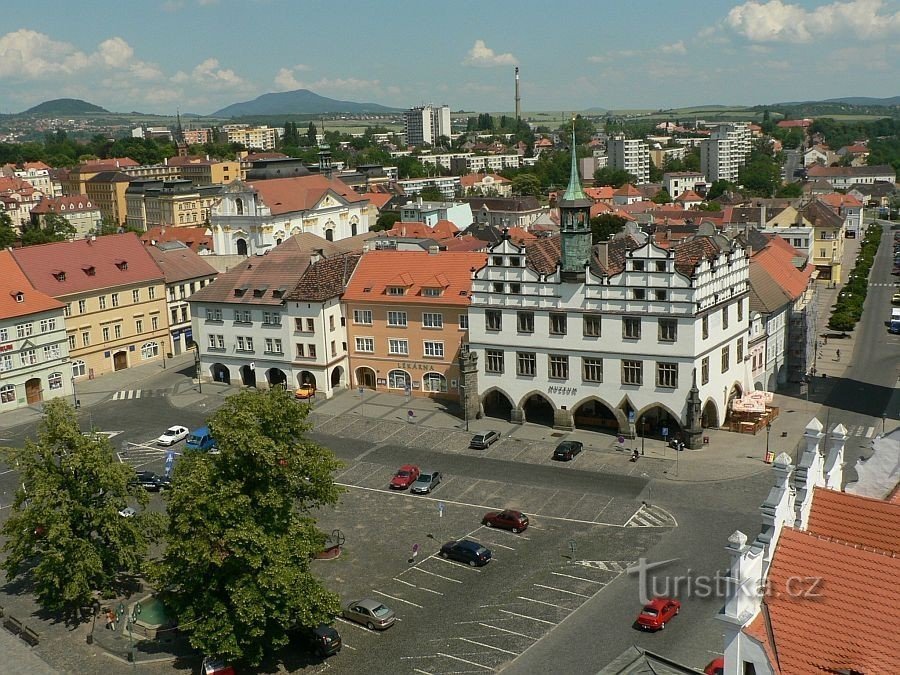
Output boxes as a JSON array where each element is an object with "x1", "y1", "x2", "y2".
[
  {"x1": 113, "y1": 351, "x2": 128, "y2": 371},
  {"x1": 25, "y1": 378, "x2": 42, "y2": 404}
]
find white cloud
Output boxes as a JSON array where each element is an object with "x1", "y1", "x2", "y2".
[
  {"x1": 589, "y1": 49, "x2": 639, "y2": 63},
  {"x1": 660, "y1": 40, "x2": 687, "y2": 54},
  {"x1": 172, "y1": 58, "x2": 248, "y2": 90},
  {"x1": 273, "y1": 64, "x2": 312, "y2": 90},
  {"x1": 726, "y1": 0, "x2": 900, "y2": 42},
  {"x1": 587, "y1": 55, "x2": 611, "y2": 63},
  {"x1": 462, "y1": 40, "x2": 518, "y2": 67}
]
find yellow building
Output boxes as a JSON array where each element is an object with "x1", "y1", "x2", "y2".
[
  {"x1": 125, "y1": 179, "x2": 222, "y2": 230},
  {"x1": 10, "y1": 233, "x2": 170, "y2": 378},
  {"x1": 85, "y1": 171, "x2": 132, "y2": 227},
  {"x1": 167, "y1": 156, "x2": 240, "y2": 186},
  {"x1": 61, "y1": 158, "x2": 140, "y2": 195},
  {"x1": 801, "y1": 199, "x2": 846, "y2": 282}
]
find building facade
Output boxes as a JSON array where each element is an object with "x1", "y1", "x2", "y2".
[
  {"x1": 663, "y1": 172, "x2": 706, "y2": 199},
  {"x1": 224, "y1": 125, "x2": 278, "y2": 151},
  {"x1": 404, "y1": 105, "x2": 452, "y2": 147},
  {"x1": 30, "y1": 194, "x2": 103, "y2": 239},
  {"x1": 85, "y1": 171, "x2": 132, "y2": 226},
  {"x1": 700, "y1": 123, "x2": 752, "y2": 183},
  {"x1": 607, "y1": 135, "x2": 650, "y2": 184}
]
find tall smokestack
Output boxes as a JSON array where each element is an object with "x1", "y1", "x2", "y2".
[{"x1": 515, "y1": 67, "x2": 521, "y2": 124}]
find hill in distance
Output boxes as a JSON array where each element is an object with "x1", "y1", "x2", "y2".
[
  {"x1": 22, "y1": 98, "x2": 109, "y2": 115},
  {"x1": 211, "y1": 89, "x2": 401, "y2": 117},
  {"x1": 774, "y1": 95, "x2": 900, "y2": 107}
]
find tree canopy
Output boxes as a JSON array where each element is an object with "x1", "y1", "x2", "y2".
[
  {"x1": 20, "y1": 212, "x2": 76, "y2": 246},
  {"x1": 591, "y1": 214, "x2": 627, "y2": 243},
  {"x1": 1, "y1": 400, "x2": 161, "y2": 621},
  {"x1": 593, "y1": 167, "x2": 636, "y2": 188},
  {"x1": 0, "y1": 211, "x2": 16, "y2": 249},
  {"x1": 153, "y1": 388, "x2": 344, "y2": 666}
]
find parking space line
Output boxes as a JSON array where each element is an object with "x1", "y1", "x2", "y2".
[
  {"x1": 433, "y1": 556, "x2": 482, "y2": 572},
  {"x1": 436, "y1": 652, "x2": 493, "y2": 671},
  {"x1": 394, "y1": 576, "x2": 444, "y2": 596},
  {"x1": 412, "y1": 669, "x2": 430, "y2": 675},
  {"x1": 407, "y1": 566, "x2": 463, "y2": 583},
  {"x1": 480, "y1": 539, "x2": 515, "y2": 551},
  {"x1": 498, "y1": 609, "x2": 556, "y2": 625},
  {"x1": 457, "y1": 637, "x2": 518, "y2": 655},
  {"x1": 562, "y1": 493, "x2": 588, "y2": 518},
  {"x1": 477, "y1": 622, "x2": 535, "y2": 640},
  {"x1": 336, "y1": 617, "x2": 382, "y2": 634},
  {"x1": 372, "y1": 589, "x2": 423, "y2": 608},
  {"x1": 486, "y1": 527, "x2": 530, "y2": 540},
  {"x1": 517, "y1": 596, "x2": 572, "y2": 611},
  {"x1": 357, "y1": 464, "x2": 386, "y2": 484},
  {"x1": 533, "y1": 583, "x2": 590, "y2": 598},
  {"x1": 551, "y1": 571, "x2": 604, "y2": 584}
]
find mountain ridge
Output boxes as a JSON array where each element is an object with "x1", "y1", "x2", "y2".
[{"x1": 211, "y1": 89, "x2": 401, "y2": 117}]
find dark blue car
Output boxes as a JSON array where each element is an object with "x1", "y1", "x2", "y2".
[{"x1": 440, "y1": 539, "x2": 492, "y2": 567}]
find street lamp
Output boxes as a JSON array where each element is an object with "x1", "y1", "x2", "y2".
[
  {"x1": 118, "y1": 601, "x2": 142, "y2": 665},
  {"x1": 766, "y1": 421, "x2": 772, "y2": 462},
  {"x1": 71, "y1": 376, "x2": 79, "y2": 409},
  {"x1": 188, "y1": 340, "x2": 201, "y2": 393},
  {"x1": 641, "y1": 419, "x2": 646, "y2": 456},
  {"x1": 460, "y1": 383, "x2": 469, "y2": 432}
]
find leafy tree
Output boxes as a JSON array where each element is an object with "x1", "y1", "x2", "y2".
[
  {"x1": 373, "y1": 212, "x2": 400, "y2": 232},
  {"x1": 593, "y1": 167, "x2": 635, "y2": 188},
  {"x1": 590, "y1": 214, "x2": 626, "y2": 243},
  {"x1": 739, "y1": 156, "x2": 781, "y2": 197},
  {"x1": 418, "y1": 186, "x2": 444, "y2": 201},
  {"x1": 649, "y1": 157, "x2": 663, "y2": 183},
  {"x1": 695, "y1": 201, "x2": 722, "y2": 212},
  {"x1": 395, "y1": 156, "x2": 427, "y2": 179},
  {"x1": 306, "y1": 122, "x2": 318, "y2": 145},
  {"x1": 557, "y1": 115, "x2": 595, "y2": 146},
  {"x1": 706, "y1": 179, "x2": 734, "y2": 200},
  {"x1": 477, "y1": 113, "x2": 495, "y2": 131},
  {"x1": 1, "y1": 399, "x2": 161, "y2": 622},
  {"x1": 775, "y1": 182, "x2": 803, "y2": 198},
  {"x1": 22, "y1": 212, "x2": 77, "y2": 245},
  {"x1": 652, "y1": 187, "x2": 672, "y2": 204},
  {"x1": 153, "y1": 388, "x2": 344, "y2": 666},
  {"x1": 511, "y1": 173, "x2": 542, "y2": 198},
  {"x1": 0, "y1": 211, "x2": 17, "y2": 249}
]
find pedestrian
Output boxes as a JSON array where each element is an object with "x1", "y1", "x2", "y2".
[
  {"x1": 836, "y1": 349, "x2": 841, "y2": 361},
  {"x1": 106, "y1": 608, "x2": 116, "y2": 631},
  {"x1": 823, "y1": 336, "x2": 828, "y2": 346}
]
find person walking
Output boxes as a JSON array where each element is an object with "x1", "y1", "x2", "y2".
[
  {"x1": 106, "y1": 608, "x2": 117, "y2": 631},
  {"x1": 836, "y1": 349, "x2": 841, "y2": 362}
]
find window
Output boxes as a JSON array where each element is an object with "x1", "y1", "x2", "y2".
[
  {"x1": 207, "y1": 308, "x2": 222, "y2": 321},
  {"x1": 135, "y1": 319, "x2": 143, "y2": 333},
  {"x1": 702, "y1": 357, "x2": 709, "y2": 385},
  {"x1": 509, "y1": 283, "x2": 521, "y2": 294},
  {"x1": 388, "y1": 369, "x2": 410, "y2": 389},
  {"x1": 16, "y1": 323, "x2": 33, "y2": 338},
  {"x1": 657, "y1": 362, "x2": 678, "y2": 388},
  {"x1": 148, "y1": 286, "x2": 156, "y2": 300},
  {"x1": 722, "y1": 306, "x2": 729, "y2": 330},
  {"x1": 424, "y1": 341, "x2": 444, "y2": 358},
  {"x1": 737, "y1": 338, "x2": 744, "y2": 363},
  {"x1": 388, "y1": 338, "x2": 409, "y2": 355},
  {"x1": 40, "y1": 318, "x2": 56, "y2": 332},
  {"x1": 632, "y1": 260, "x2": 645, "y2": 271},
  {"x1": 422, "y1": 312, "x2": 444, "y2": 329},
  {"x1": 305, "y1": 318, "x2": 315, "y2": 332},
  {"x1": 47, "y1": 372, "x2": 63, "y2": 391},
  {"x1": 235, "y1": 310, "x2": 251, "y2": 323},
  {"x1": 486, "y1": 310, "x2": 502, "y2": 331},
  {"x1": 721, "y1": 345, "x2": 730, "y2": 373},
  {"x1": 422, "y1": 287, "x2": 442, "y2": 297},
  {"x1": 633, "y1": 289, "x2": 646, "y2": 300},
  {"x1": 550, "y1": 312, "x2": 567, "y2": 335},
  {"x1": 78, "y1": 299, "x2": 86, "y2": 314},
  {"x1": 42, "y1": 345, "x2": 60, "y2": 360},
  {"x1": 20, "y1": 349, "x2": 37, "y2": 366},
  {"x1": 114, "y1": 324, "x2": 122, "y2": 339},
  {"x1": 102, "y1": 327, "x2": 110, "y2": 341},
  {"x1": 295, "y1": 343, "x2": 305, "y2": 358},
  {"x1": 111, "y1": 293, "x2": 119, "y2": 307},
  {"x1": 329, "y1": 315, "x2": 335, "y2": 331},
  {"x1": 517, "y1": 352, "x2": 536, "y2": 376},
  {"x1": 492, "y1": 282, "x2": 504, "y2": 294},
  {"x1": 99, "y1": 296, "x2": 107, "y2": 310},
  {"x1": 655, "y1": 260, "x2": 666, "y2": 272},
  {"x1": 702, "y1": 316, "x2": 709, "y2": 340},
  {"x1": 423, "y1": 372, "x2": 447, "y2": 393},
  {"x1": 492, "y1": 255, "x2": 503, "y2": 266},
  {"x1": 458, "y1": 314, "x2": 469, "y2": 330},
  {"x1": 262, "y1": 312, "x2": 281, "y2": 325},
  {"x1": 82, "y1": 331, "x2": 91, "y2": 347},
  {"x1": 171, "y1": 308, "x2": 179, "y2": 325},
  {"x1": 308, "y1": 343, "x2": 316, "y2": 358},
  {"x1": 548, "y1": 354, "x2": 569, "y2": 379},
  {"x1": 622, "y1": 360, "x2": 643, "y2": 385},
  {"x1": 509, "y1": 256, "x2": 522, "y2": 267},
  {"x1": 623, "y1": 317, "x2": 641, "y2": 339},
  {"x1": 737, "y1": 299, "x2": 744, "y2": 322},
  {"x1": 209, "y1": 334, "x2": 222, "y2": 350},
  {"x1": 67, "y1": 334, "x2": 76, "y2": 350},
  {"x1": 132, "y1": 289, "x2": 140, "y2": 303},
  {"x1": 64, "y1": 303, "x2": 72, "y2": 317},
  {"x1": 72, "y1": 359, "x2": 86, "y2": 378},
  {"x1": 141, "y1": 342, "x2": 159, "y2": 360},
  {"x1": 517, "y1": 311, "x2": 534, "y2": 333},
  {"x1": 485, "y1": 349, "x2": 504, "y2": 373},
  {"x1": 655, "y1": 290, "x2": 668, "y2": 301},
  {"x1": 236, "y1": 336, "x2": 253, "y2": 352},
  {"x1": 355, "y1": 337, "x2": 374, "y2": 353},
  {"x1": 178, "y1": 284, "x2": 186, "y2": 299},
  {"x1": 583, "y1": 314, "x2": 601, "y2": 337},
  {"x1": 0, "y1": 354, "x2": 11, "y2": 372},
  {"x1": 265, "y1": 338, "x2": 283, "y2": 354},
  {"x1": 353, "y1": 309, "x2": 372, "y2": 325},
  {"x1": 583, "y1": 358, "x2": 603, "y2": 382},
  {"x1": 330, "y1": 340, "x2": 337, "y2": 357},
  {"x1": 387, "y1": 311, "x2": 408, "y2": 327},
  {"x1": 659, "y1": 318, "x2": 677, "y2": 342},
  {"x1": 0, "y1": 384, "x2": 14, "y2": 404},
  {"x1": 387, "y1": 286, "x2": 406, "y2": 296},
  {"x1": 151, "y1": 316, "x2": 159, "y2": 330}
]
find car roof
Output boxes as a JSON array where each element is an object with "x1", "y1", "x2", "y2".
[
  {"x1": 645, "y1": 597, "x2": 671, "y2": 608},
  {"x1": 454, "y1": 539, "x2": 482, "y2": 550},
  {"x1": 190, "y1": 426, "x2": 210, "y2": 434},
  {"x1": 312, "y1": 624, "x2": 339, "y2": 638},
  {"x1": 416, "y1": 469, "x2": 436, "y2": 476},
  {"x1": 355, "y1": 598, "x2": 384, "y2": 610}
]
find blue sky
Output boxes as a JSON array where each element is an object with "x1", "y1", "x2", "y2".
[{"x1": 1, "y1": 0, "x2": 898, "y2": 115}]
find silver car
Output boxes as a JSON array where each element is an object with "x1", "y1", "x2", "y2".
[
  {"x1": 410, "y1": 470, "x2": 442, "y2": 494},
  {"x1": 342, "y1": 598, "x2": 395, "y2": 630}
]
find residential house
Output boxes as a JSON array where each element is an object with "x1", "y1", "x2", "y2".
[
  {"x1": 700, "y1": 123, "x2": 752, "y2": 183},
  {"x1": 223, "y1": 125, "x2": 278, "y2": 151},
  {"x1": 397, "y1": 176, "x2": 461, "y2": 200},
  {"x1": 802, "y1": 144, "x2": 832, "y2": 167},
  {"x1": 343, "y1": 250, "x2": 487, "y2": 400},
  {"x1": 0, "y1": 175, "x2": 44, "y2": 231},
  {"x1": 818, "y1": 192, "x2": 864, "y2": 237},
  {"x1": 848, "y1": 181, "x2": 896, "y2": 210},
  {"x1": 140, "y1": 226, "x2": 214, "y2": 255},
  {"x1": 0, "y1": 250, "x2": 71, "y2": 410},
  {"x1": 465, "y1": 196, "x2": 545, "y2": 229},
  {"x1": 663, "y1": 172, "x2": 706, "y2": 199},
  {"x1": 145, "y1": 242, "x2": 218, "y2": 356},
  {"x1": 12, "y1": 161, "x2": 55, "y2": 196},
  {"x1": 612, "y1": 184, "x2": 643, "y2": 205},
  {"x1": 607, "y1": 135, "x2": 650, "y2": 184},
  {"x1": 10, "y1": 233, "x2": 169, "y2": 378},
  {"x1": 399, "y1": 200, "x2": 474, "y2": 230},
  {"x1": 806, "y1": 164, "x2": 896, "y2": 190},
  {"x1": 61, "y1": 157, "x2": 139, "y2": 195},
  {"x1": 125, "y1": 179, "x2": 221, "y2": 230},
  {"x1": 801, "y1": 199, "x2": 846, "y2": 282},
  {"x1": 835, "y1": 143, "x2": 869, "y2": 166},
  {"x1": 30, "y1": 194, "x2": 102, "y2": 238},
  {"x1": 85, "y1": 170, "x2": 132, "y2": 226},
  {"x1": 459, "y1": 173, "x2": 512, "y2": 197},
  {"x1": 164, "y1": 155, "x2": 240, "y2": 186}
]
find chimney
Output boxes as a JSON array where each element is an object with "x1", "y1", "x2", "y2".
[
  {"x1": 428, "y1": 245, "x2": 439, "y2": 255},
  {"x1": 310, "y1": 248, "x2": 325, "y2": 263}
]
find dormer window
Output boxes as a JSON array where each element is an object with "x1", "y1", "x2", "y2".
[
  {"x1": 82, "y1": 265, "x2": 95, "y2": 276},
  {"x1": 252, "y1": 286, "x2": 269, "y2": 298},
  {"x1": 422, "y1": 288, "x2": 442, "y2": 297},
  {"x1": 115, "y1": 260, "x2": 128, "y2": 271},
  {"x1": 11, "y1": 291, "x2": 24, "y2": 303},
  {"x1": 52, "y1": 270, "x2": 66, "y2": 281},
  {"x1": 234, "y1": 285, "x2": 248, "y2": 297},
  {"x1": 387, "y1": 286, "x2": 406, "y2": 296}
]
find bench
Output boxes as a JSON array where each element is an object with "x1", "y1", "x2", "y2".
[
  {"x1": 3, "y1": 614, "x2": 23, "y2": 635},
  {"x1": 20, "y1": 626, "x2": 40, "y2": 646}
]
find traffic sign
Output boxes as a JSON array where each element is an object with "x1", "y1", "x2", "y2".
[
  {"x1": 438, "y1": 502, "x2": 445, "y2": 517},
  {"x1": 661, "y1": 426, "x2": 669, "y2": 438},
  {"x1": 568, "y1": 539, "x2": 577, "y2": 556},
  {"x1": 628, "y1": 411, "x2": 636, "y2": 422}
]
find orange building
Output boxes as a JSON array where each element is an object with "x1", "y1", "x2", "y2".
[{"x1": 343, "y1": 250, "x2": 486, "y2": 400}]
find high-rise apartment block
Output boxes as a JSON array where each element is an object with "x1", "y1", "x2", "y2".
[
  {"x1": 606, "y1": 135, "x2": 650, "y2": 184},
  {"x1": 404, "y1": 105, "x2": 451, "y2": 147},
  {"x1": 700, "y1": 123, "x2": 752, "y2": 184}
]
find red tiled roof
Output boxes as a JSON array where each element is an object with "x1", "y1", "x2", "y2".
[
  {"x1": 145, "y1": 243, "x2": 218, "y2": 284},
  {"x1": 585, "y1": 186, "x2": 615, "y2": 201},
  {"x1": 386, "y1": 221, "x2": 432, "y2": 238},
  {"x1": 459, "y1": 173, "x2": 510, "y2": 188},
  {"x1": 0, "y1": 176, "x2": 38, "y2": 196},
  {"x1": 776, "y1": 119, "x2": 811, "y2": 128},
  {"x1": 818, "y1": 192, "x2": 863, "y2": 209},
  {"x1": 675, "y1": 189, "x2": 702, "y2": 202},
  {"x1": 30, "y1": 194, "x2": 97, "y2": 214},
  {"x1": 752, "y1": 236, "x2": 812, "y2": 300},
  {"x1": 590, "y1": 202, "x2": 614, "y2": 218},
  {"x1": 505, "y1": 226, "x2": 536, "y2": 245},
  {"x1": 437, "y1": 235, "x2": 487, "y2": 252},
  {"x1": 248, "y1": 174, "x2": 365, "y2": 216},
  {"x1": 363, "y1": 192, "x2": 392, "y2": 209},
  {"x1": 806, "y1": 487, "x2": 900, "y2": 554},
  {"x1": 614, "y1": 183, "x2": 642, "y2": 196},
  {"x1": 78, "y1": 157, "x2": 139, "y2": 170},
  {"x1": 10, "y1": 232, "x2": 164, "y2": 297},
  {"x1": 140, "y1": 226, "x2": 214, "y2": 253},
  {"x1": 0, "y1": 250, "x2": 63, "y2": 318},
  {"x1": 432, "y1": 220, "x2": 459, "y2": 238},
  {"x1": 23, "y1": 161, "x2": 51, "y2": 170},
  {"x1": 343, "y1": 251, "x2": 487, "y2": 305}
]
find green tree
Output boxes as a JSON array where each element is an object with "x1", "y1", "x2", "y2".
[
  {"x1": 0, "y1": 211, "x2": 17, "y2": 249},
  {"x1": 706, "y1": 179, "x2": 734, "y2": 200},
  {"x1": 306, "y1": 123, "x2": 318, "y2": 145},
  {"x1": 593, "y1": 167, "x2": 635, "y2": 187},
  {"x1": 511, "y1": 173, "x2": 542, "y2": 198},
  {"x1": 590, "y1": 214, "x2": 627, "y2": 243},
  {"x1": 418, "y1": 186, "x2": 444, "y2": 201},
  {"x1": 652, "y1": 187, "x2": 672, "y2": 204},
  {"x1": 739, "y1": 157, "x2": 781, "y2": 197},
  {"x1": 648, "y1": 157, "x2": 663, "y2": 183},
  {"x1": 557, "y1": 115, "x2": 595, "y2": 146},
  {"x1": 1, "y1": 400, "x2": 161, "y2": 622},
  {"x1": 373, "y1": 212, "x2": 400, "y2": 232},
  {"x1": 153, "y1": 388, "x2": 344, "y2": 666},
  {"x1": 775, "y1": 182, "x2": 803, "y2": 198}
]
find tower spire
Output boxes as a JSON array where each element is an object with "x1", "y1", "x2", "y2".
[
  {"x1": 562, "y1": 119, "x2": 587, "y2": 202},
  {"x1": 557, "y1": 118, "x2": 592, "y2": 282}
]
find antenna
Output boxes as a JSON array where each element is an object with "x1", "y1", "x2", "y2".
[{"x1": 515, "y1": 67, "x2": 521, "y2": 124}]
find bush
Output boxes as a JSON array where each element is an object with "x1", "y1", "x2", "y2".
[{"x1": 826, "y1": 223, "x2": 882, "y2": 332}]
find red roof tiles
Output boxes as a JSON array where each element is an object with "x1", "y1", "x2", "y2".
[
  {"x1": 805, "y1": 487, "x2": 900, "y2": 554},
  {"x1": 140, "y1": 226, "x2": 214, "y2": 253},
  {"x1": 30, "y1": 194, "x2": 97, "y2": 214},
  {"x1": 248, "y1": 174, "x2": 365, "y2": 216},
  {"x1": 0, "y1": 250, "x2": 63, "y2": 318}
]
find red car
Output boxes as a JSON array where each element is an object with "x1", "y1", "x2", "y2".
[
  {"x1": 389, "y1": 464, "x2": 420, "y2": 490},
  {"x1": 482, "y1": 509, "x2": 529, "y2": 533},
  {"x1": 636, "y1": 597, "x2": 681, "y2": 630},
  {"x1": 704, "y1": 657, "x2": 724, "y2": 675}
]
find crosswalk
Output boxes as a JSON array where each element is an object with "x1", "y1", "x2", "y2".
[
  {"x1": 844, "y1": 425, "x2": 877, "y2": 439},
  {"x1": 868, "y1": 282, "x2": 898, "y2": 287},
  {"x1": 111, "y1": 389, "x2": 165, "y2": 401},
  {"x1": 626, "y1": 504, "x2": 677, "y2": 528}
]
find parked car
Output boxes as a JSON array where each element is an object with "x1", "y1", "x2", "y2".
[
  {"x1": 118, "y1": 507, "x2": 136, "y2": 518},
  {"x1": 131, "y1": 471, "x2": 164, "y2": 492},
  {"x1": 553, "y1": 440, "x2": 584, "y2": 461},
  {"x1": 295, "y1": 624, "x2": 342, "y2": 657},
  {"x1": 295, "y1": 384, "x2": 316, "y2": 400},
  {"x1": 202, "y1": 657, "x2": 236, "y2": 675},
  {"x1": 482, "y1": 509, "x2": 529, "y2": 533},
  {"x1": 440, "y1": 539, "x2": 492, "y2": 567},
  {"x1": 157, "y1": 425, "x2": 189, "y2": 446},
  {"x1": 469, "y1": 431, "x2": 500, "y2": 449},
  {"x1": 389, "y1": 464, "x2": 420, "y2": 490},
  {"x1": 704, "y1": 657, "x2": 725, "y2": 675},
  {"x1": 186, "y1": 426, "x2": 217, "y2": 452},
  {"x1": 342, "y1": 599, "x2": 395, "y2": 630},
  {"x1": 892, "y1": 292, "x2": 900, "y2": 305},
  {"x1": 636, "y1": 597, "x2": 681, "y2": 630},
  {"x1": 410, "y1": 470, "x2": 442, "y2": 494}
]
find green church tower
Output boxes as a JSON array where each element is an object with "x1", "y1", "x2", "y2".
[{"x1": 558, "y1": 124, "x2": 592, "y2": 281}]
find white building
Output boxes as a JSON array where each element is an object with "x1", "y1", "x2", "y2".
[
  {"x1": 224, "y1": 125, "x2": 278, "y2": 151},
  {"x1": 806, "y1": 164, "x2": 895, "y2": 190},
  {"x1": 14, "y1": 162, "x2": 55, "y2": 197},
  {"x1": 398, "y1": 200, "x2": 473, "y2": 229},
  {"x1": 0, "y1": 250, "x2": 72, "y2": 410},
  {"x1": 397, "y1": 176, "x2": 461, "y2": 200},
  {"x1": 210, "y1": 174, "x2": 371, "y2": 255},
  {"x1": 466, "y1": 146, "x2": 750, "y2": 446},
  {"x1": 404, "y1": 105, "x2": 451, "y2": 147},
  {"x1": 663, "y1": 171, "x2": 707, "y2": 199},
  {"x1": 606, "y1": 135, "x2": 650, "y2": 184},
  {"x1": 700, "y1": 122, "x2": 752, "y2": 183}
]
